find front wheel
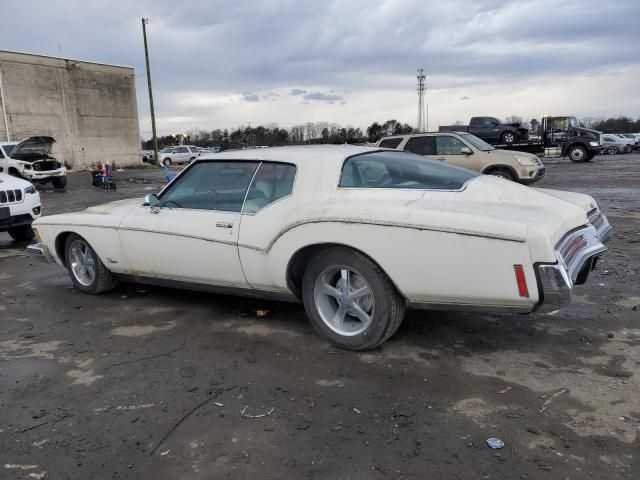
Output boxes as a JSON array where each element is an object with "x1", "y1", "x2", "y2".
[
  {"x1": 569, "y1": 145, "x2": 588, "y2": 162},
  {"x1": 301, "y1": 247, "x2": 405, "y2": 350},
  {"x1": 488, "y1": 168, "x2": 515, "y2": 181},
  {"x1": 8, "y1": 225, "x2": 35, "y2": 242},
  {"x1": 52, "y1": 176, "x2": 67, "y2": 189},
  {"x1": 606, "y1": 146, "x2": 619, "y2": 155},
  {"x1": 64, "y1": 234, "x2": 117, "y2": 294},
  {"x1": 500, "y1": 131, "x2": 516, "y2": 144}
]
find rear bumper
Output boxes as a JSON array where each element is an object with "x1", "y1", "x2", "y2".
[
  {"x1": 26, "y1": 243, "x2": 54, "y2": 263},
  {"x1": 535, "y1": 224, "x2": 608, "y2": 313}
]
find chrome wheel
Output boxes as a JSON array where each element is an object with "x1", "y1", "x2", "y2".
[
  {"x1": 69, "y1": 239, "x2": 96, "y2": 287},
  {"x1": 313, "y1": 266, "x2": 375, "y2": 336},
  {"x1": 607, "y1": 146, "x2": 617, "y2": 155},
  {"x1": 502, "y1": 132, "x2": 515, "y2": 143},
  {"x1": 570, "y1": 148, "x2": 585, "y2": 161}
]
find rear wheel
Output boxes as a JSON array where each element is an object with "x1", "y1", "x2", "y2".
[
  {"x1": 64, "y1": 234, "x2": 117, "y2": 294},
  {"x1": 8, "y1": 225, "x2": 35, "y2": 242},
  {"x1": 569, "y1": 145, "x2": 588, "y2": 162},
  {"x1": 487, "y1": 168, "x2": 515, "y2": 181},
  {"x1": 162, "y1": 158, "x2": 172, "y2": 166},
  {"x1": 52, "y1": 176, "x2": 67, "y2": 189},
  {"x1": 301, "y1": 247, "x2": 405, "y2": 350},
  {"x1": 606, "y1": 146, "x2": 619, "y2": 155},
  {"x1": 500, "y1": 131, "x2": 516, "y2": 144}
]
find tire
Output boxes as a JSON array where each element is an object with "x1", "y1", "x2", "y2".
[
  {"x1": 606, "y1": 146, "x2": 619, "y2": 155},
  {"x1": 52, "y1": 176, "x2": 67, "y2": 189},
  {"x1": 500, "y1": 131, "x2": 516, "y2": 144},
  {"x1": 569, "y1": 145, "x2": 588, "y2": 162},
  {"x1": 301, "y1": 247, "x2": 405, "y2": 351},
  {"x1": 189, "y1": 156, "x2": 196, "y2": 162},
  {"x1": 487, "y1": 168, "x2": 515, "y2": 181},
  {"x1": 8, "y1": 225, "x2": 35, "y2": 242},
  {"x1": 162, "y1": 158, "x2": 172, "y2": 166},
  {"x1": 64, "y1": 233, "x2": 117, "y2": 294}
]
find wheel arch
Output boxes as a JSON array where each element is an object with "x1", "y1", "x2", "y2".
[
  {"x1": 54, "y1": 231, "x2": 75, "y2": 266},
  {"x1": 285, "y1": 242, "x2": 406, "y2": 302},
  {"x1": 482, "y1": 164, "x2": 519, "y2": 179}
]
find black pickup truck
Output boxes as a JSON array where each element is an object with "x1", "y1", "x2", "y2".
[{"x1": 439, "y1": 116, "x2": 528, "y2": 145}]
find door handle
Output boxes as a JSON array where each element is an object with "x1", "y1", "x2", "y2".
[{"x1": 216, "y1": 222, "x2": 234, "y2": 229}]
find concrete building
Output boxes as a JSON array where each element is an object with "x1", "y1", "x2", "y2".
[{"x1": 0, "y1": 50, "x2": 141, "y2": 169}]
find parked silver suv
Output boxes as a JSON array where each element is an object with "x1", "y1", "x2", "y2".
[{"x1": 159, "y1": 145, "x2": 201, "y2": 165}]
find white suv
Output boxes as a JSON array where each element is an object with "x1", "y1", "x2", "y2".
[
  {"x1": 0, "y1": 173, "x2": 42, "y2": 241},
  {"x1": 0, "y1": 136, "x2": 67, "y2": 188},
  {"x1": 159, "y1": 145, "x2": 201, "y2": 165}
]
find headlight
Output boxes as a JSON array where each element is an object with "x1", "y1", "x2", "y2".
[
  {"x1": 23, "y1": 164, "x2": 33, "y2": 170},
  {"x1": 515, "y1": 155, "x2": 535, "y2": 166},
  {"x1": 589, "y1": 141, "x2": 600, "y2": 147},
  {"x1": 24, "y1": 185, "x2": 37, "y2": 194}
]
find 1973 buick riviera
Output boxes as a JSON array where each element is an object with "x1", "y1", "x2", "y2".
[{"x1": 28, "y1": 146, "x2": 611, "y2": 350}]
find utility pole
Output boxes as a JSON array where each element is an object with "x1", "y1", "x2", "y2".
[
  {"x1": 417, "y1": 68, "x2": 426, "y2": 132},
  {"x1": 142, "y1": 18, "x2": 159, "y2": 164}
]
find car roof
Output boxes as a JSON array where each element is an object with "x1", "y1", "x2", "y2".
[
  {"x1": 379, "y1": 131, "x2": 466, "y2": 140},
  {"x1": 197, "y1": 144, "x2": 381, "y2": 165}
]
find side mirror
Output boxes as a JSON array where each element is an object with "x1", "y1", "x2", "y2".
[
  {"x1": 460, "y1": 146, "x2": 472, "y2": 155},
  {"x1": 144, "y1": 193, "x2": 160, "y2": 207}
]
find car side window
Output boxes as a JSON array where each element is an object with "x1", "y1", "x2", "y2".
[
  {"x1": 404, "y1": 136, "x2": 436, "y2": 156},
  {"x1": 340, "y1": 151, "x2": 478, "y2": 190},
  {"x1": 243, "y1": 162, "x2": 296, "y2": 214},
  {"x1": 378, "y1": 138, "x2": 402, "y2": 149},
  {"x1": 158, "y1": 161, "x2": 259, "y2": 212},
  {"x1": 435, "y1": 136, "x2": 466, "y2": 155},
  {"x1": 176, "y1": 146, "x2": 188, "y2": 154}
]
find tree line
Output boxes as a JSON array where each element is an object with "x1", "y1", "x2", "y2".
[{"x1": 141, "y1": 119, "x2": 414, "y2": 150}]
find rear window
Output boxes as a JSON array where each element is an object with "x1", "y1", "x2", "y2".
[
  {"x1": 340, "y1": 151, "x2": 478, "y2": 190},
  {"x1": 378, "y1": 138, "x2": 403, "y2": 149}
]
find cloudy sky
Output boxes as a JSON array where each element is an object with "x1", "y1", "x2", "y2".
[{"x1": 3, "y1": 0, "x2": 640, "y2": 136}]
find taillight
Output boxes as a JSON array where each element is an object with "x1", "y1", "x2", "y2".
[{"x1": 514, "y1": 265, "x2": 529, "y2": 297}]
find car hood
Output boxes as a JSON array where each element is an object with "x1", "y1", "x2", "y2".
[
  {"x1": 8, "y1": 136, "x2": 56, "y2": 161},
  {"x1": 0, "y1": 173, "x2": 33, "y2": 189}
]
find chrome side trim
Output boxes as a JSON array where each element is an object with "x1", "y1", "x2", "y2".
[
  {"x1": 26, "y1": 243, "x2": 54, "y2": 263},
  {"x1": 409, "y1": 301, "x2": 531, "y2": 314}
]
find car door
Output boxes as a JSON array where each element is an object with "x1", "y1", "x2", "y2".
[
  {"x1": 119, "y1": 160, "x2": 260, "y2": 287},
  {"x1": 471, "y1": 117, "x2": 498, "y2": 141},
  {"x1": 434, "y1": 135, "x2": 478, "y2": 170}
]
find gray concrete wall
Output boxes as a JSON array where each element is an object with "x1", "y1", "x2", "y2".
[{"x1": 0, "y1": 50, "x2": 141, "y2": 169}]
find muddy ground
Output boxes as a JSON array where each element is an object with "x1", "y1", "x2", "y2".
[{"x1": 1, "y1": 154, "x2": 638, "y2": 479}]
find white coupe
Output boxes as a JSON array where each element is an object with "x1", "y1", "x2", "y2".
[{"x1": 28, "y1": 146, "x2": 611, "y2": 350}]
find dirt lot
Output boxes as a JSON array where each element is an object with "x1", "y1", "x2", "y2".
[{"x1": 1, "y1": 154, "x2": 638, "y2": 479}]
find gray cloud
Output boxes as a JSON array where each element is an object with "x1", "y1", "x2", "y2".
[
  {"x1": 290, "y1": 88, "x2": 308, "y2": 96},
  {"x1": 242, "y1": 93, "x2": 259, "y2": 102},
  {"x1": 303, "y1": 92, "x2": 344, "y2": 103}
]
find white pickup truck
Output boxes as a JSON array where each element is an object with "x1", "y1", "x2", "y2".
[
  {"x1": 0, "y1": 173, "x2": 41, "y2": 241},
  {"x1": 0, "y1": 136, "x2": 67, "y2": 188}
]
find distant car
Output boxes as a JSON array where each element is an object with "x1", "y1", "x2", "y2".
[
  {"x1": 0, "y1": 173, "x2": 41, "y2": 241},
  {"x1": 376, "y1": 132, "x2": 545, "y2": 184},
  {"x1": 141, "y1": 150, "x2": 154, "y2": 163},
  {"x1": 602, "y1": 135, "x2": 632, "y2": 155},
  {"x1": 615, "y1": 134, "x2": 639, "y2": 151},
  {"x1": 28, "y1": 145, "x2": 611, "y2": 350},
  {"x1": 0, "y1": 136, "x2": 67, "y2": 188},
  {"x1": 159, "y1": 145, "x2": 201, "y2": 165}
]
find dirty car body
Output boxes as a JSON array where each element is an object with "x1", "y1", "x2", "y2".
[{"x1": 28, "y1": 146, "x2": 612, "y2": 350}]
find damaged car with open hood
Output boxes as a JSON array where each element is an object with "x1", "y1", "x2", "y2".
[{"x1": 0, "y1": 136, "x2": 67, "y2": 188}]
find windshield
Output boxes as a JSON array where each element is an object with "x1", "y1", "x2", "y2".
[
  {"x1": 460, "y1": 134, "x2": 494, "y2": 151},
  {"x1": 340, "y1": 151, "x2": 479, "y2": 190},
  {"x1": 160, "y1": 147, "x2": 173, "y2": 153},
  {"x1": 3, "y1": 144, "x2": 16, "y2": 156}
]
